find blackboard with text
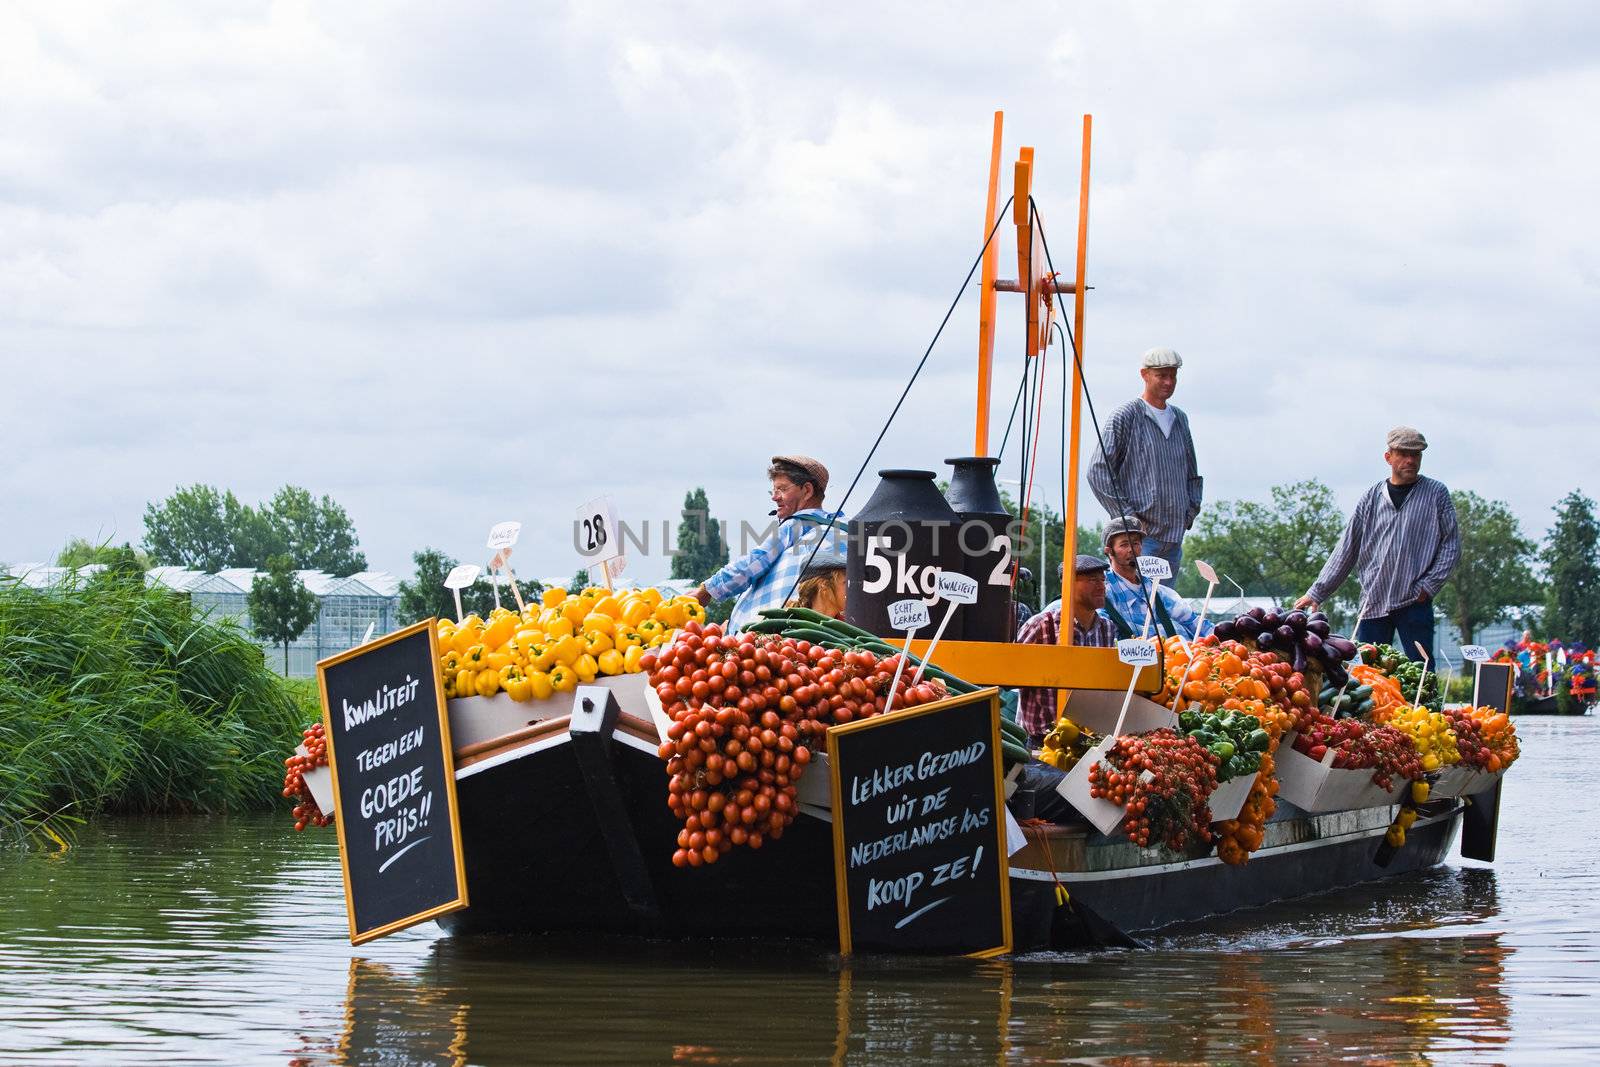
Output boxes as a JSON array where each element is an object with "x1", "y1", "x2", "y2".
[
  {"x1": 827, "y1": 688, "x2": 1011, "y2": 956},
  {"x1": 318, "y1": 620, "x2": 467, "y2": 944}
]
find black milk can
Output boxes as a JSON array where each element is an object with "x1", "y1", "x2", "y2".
[
  {"x1": 944, "y1": 456, "x2": 1015, "y2": 643},
  {"x1": 845, "y1": 470, "x2": 965, "y2": 640}
]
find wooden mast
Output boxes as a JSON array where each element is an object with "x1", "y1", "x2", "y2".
[
  {"x1": 974, "y1": 112, "x2": 1004, "y2": 456},
  {"x1": 1060, "y1": 116, "x2": 1093, "y2": 648}
]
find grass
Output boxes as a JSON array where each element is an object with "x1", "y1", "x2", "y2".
[{"x1": 0, "y1": 571, "x2": 316, "y2": 848}]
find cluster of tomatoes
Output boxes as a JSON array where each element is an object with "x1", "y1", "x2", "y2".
[
  {"x1": 1291, "y1": 711, "x2": 1422, "y2": 789},
  {"x1": 645, "y1": 621, "x2": 945, "y2": 868},
  {"x1": 1086, "y1": 729, "x2": 1219, "y2": 850},
  {"x1": 1442, "y1": 706, "x2": 1519, "y2": 772},
  {"x1": 282, "y1": 722, "x2": 332, "y2": 832}
]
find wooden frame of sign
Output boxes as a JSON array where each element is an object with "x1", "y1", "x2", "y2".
[
  {"x1": 827, "y1": 687, "x2": 1012, "y2": 958},
  {"x1": 318, "y1": 619, "x2": 469, "y2": 945},
  {"x1": 1472, "y1": 660, "x2": 1514, "y2": 714}
]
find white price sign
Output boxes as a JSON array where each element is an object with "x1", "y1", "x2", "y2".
[
  {"x1": 1136, "y1": 555, "x2": 1172, "y2": 581},
  {"x1": 575, "y1": 496, "x2": 622, "y2": 563},
  {"x1": 935, "y1": 571, "x2": 980, "y2": 605},
  {"x1": 443, "y1": 564, "x2": 480, "y2": 589},
  {"x1": 1116, "y1": 638, "x2": 1160, "y2": 667},
  {"x1": 1195, "y1": 559, "x2": 1218, "y2": 584},
  {"x1": 486, "y1": 521, "x2": 521, "y2": 551},
  {"x1": 888, "y1": 599, "x2": 931, "y2": 632},
  {"x1": 1459, "y1": 644, "x2": 1489, "y2": 663}
]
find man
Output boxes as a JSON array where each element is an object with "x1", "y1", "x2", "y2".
[
  {"x1": 1015, "y1": 555, "x2": 1118, "y2": 744},
  {"x1": 693, "y1": 455, "x2": 844, "y2": 632},
  {"x1": 1295, "y1": 427, "x2": 1459, "y2": 663},
  {"x1": 1086, "y1": 346, "x2": 1203, "y2": 572},
  {"x1": 1101, "y1": 517, "x2": 1213, "y2": 641}
]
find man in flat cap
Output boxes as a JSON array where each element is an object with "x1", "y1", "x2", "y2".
[
  {"x1": 1087, "y1": 346, "x2": 1203, "y2": 573},
  {"x1": 1295, "y1": 427, "x2": 1460, "y2": 662},
  {"x1": 693, "y1": 455, "x2": 844, "y2": 632},
  {"x1": 1015, "y1": 554, "x2": 1118, "y2": 744}
]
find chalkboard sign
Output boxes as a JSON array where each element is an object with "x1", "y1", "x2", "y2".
[
  {"x1": 318, "y1": 619, "x2": 468, "y2": 944},
  {"x1": 1473, "y1": 660, "x2": 1514, "y2": 714},
  {"x1": 827, "y1": 687, "x2": 1011, "y2": 957}
]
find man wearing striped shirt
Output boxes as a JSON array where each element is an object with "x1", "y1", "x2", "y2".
[
  {"x1": 1086, "y1": 346, "x2": 1203, "y2": 573},
  {"x1": 1295, "y1": 427, "x2": 1460, "y2": 663}
]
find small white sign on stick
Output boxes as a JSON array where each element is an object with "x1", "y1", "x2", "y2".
[
  {"x1": 486, "y1": 521, "x2": 521, "y2": 551},
  {"x1": 1112, "y1": 637, "x2": 1159, "y2": 738},
  {"x1": 1459, "y1": 645, "x2": 1489, "y2": 663},
  {"x1": 1137, "y1": 555, "x2": 1172, "y2": 581},
  {"x1": 576, "y1": 496, "x2": 622, "y2": 564},
  {"x1": 442, "y1": 564, "x2": 481, "y2": 623},
  {"x1": 884, "y1": 598, "x2": 932, "y2": 714},
  {"x1": 910, "y1": 572, "x2": 978, "y2": 685},
  {"x1": 1412, "y1": 641, "x2": 1432, "y2": 707}
]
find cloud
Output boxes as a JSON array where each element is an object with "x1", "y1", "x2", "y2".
[{"x1": 3, "y1": 1, "x2": 1598, "y2": 584}]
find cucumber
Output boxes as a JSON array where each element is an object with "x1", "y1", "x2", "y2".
[{"x1": 1001, "y1": 740, "x2": 1032, "y2": 766}]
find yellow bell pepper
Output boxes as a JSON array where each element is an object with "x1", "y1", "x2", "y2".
[
  {"x1": 623, "y1": 645, "x2": 645, "y2": 673},
  {"x1": 654, "y1": 602, "x2": 686, "y2": 627},
  {"x1": 542, "y1": 587, "x2": 567, "y2": 608},
  {"x1": 464, "y1": 643, "x2": 488, "y2": 667},
  {"x1": 613, "y1": 628, "x2": 643, "y2": 651},
  {"x1": 482, "y1": 614, "x2": 518, "y2": 649},
  {"x1": 515, "y1": 627, "x2": 546, "y2": 646},
  {"x1": 451, "y1": 625, "x2": 484, "y2": 656},
  {"x1": 649, "y1": 632, "x2": 671, "y2": 647},
  {"x1": 597, "y1": 649, "x2": 626, "y2": 676},
  {"x1": 620, "y1": 599, "x2": 652, "y2": 626},
  {"x1": 682, "y1": 600, "x2": 706, "y2": 622},
  {"x1": 500, "y1": 665, "x2": 531, "y2": 702},
  {"x1": 561, "y1": 599, "x2": 590, "y2": 626},
  {"x1": 526, "y1": 643, "x2": 556, "y2": 671},
  {"x1": 1410, "y1": 781, "x2": 1430, "y2": 804},
  {"x1": 584, "y1": 631, "x2": 614, "y2": 656},
  {"x1": 573, "y1": 653, "x2": 599, "y2": 683},
  {"x1": 592, "y1": 595, "x2": 623, "y2": 620},
  {"x1": 545, "y1": 616, "x2": 576, "y2": 640},
  {"x1": 527, "y1": 669, "x2": 554, "y2": 700},
  {"x1": 441, "y1": 650, "x2": 462, "y2": 676},
  {"x1": 582, "y1": 612, "x2": 614, "y2": 636},
  {"x1": 638, "y1": 587, "x2": 663, "y2": 608},
  {"x1": 637, "y1": 618, "x2": 665, "y2": 639},
  {"x1": 485, "y1": 651, "x2": 513, "y2": 672},
  {"x1": 551, "y1": 635, "x2": 585, "y2": 666},
  {"x1": 475, "y1": 669, "x2": 502, "y2": 698},
  {"x1": 549, "y1": 665, "x2": 576, "y2": 692},
  {"x1": 454, "y1": 668, "x2": 477, "y2": 696}
]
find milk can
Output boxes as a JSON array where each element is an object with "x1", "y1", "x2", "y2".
[
  {"x1": 845, "y1": 469, "x2": 964, "y2": 640},
  {"x1": 944, "y1": 456, "x2": 1015, "y2": 642}
]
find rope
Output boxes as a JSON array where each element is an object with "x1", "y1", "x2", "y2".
[{"x1": 781, "y1": 197, "x2": 1017, "y2": 605}]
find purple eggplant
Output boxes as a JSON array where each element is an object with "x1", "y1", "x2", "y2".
[
  {"x1": 1234, "y1": 614, "x2": 1257, "y2": 634},
  {"x1": 1284, "y1": 610, "x2": 1308, "y2": 632},
  {"x1": 1214, "y1": 621, "x2": 1236, "y2": 641},
  {"x1": 1256, "y1": 630, "x2": 1276, "y2": 649},
  {"x1": 1325, "y1": 636, "x2": 1356, "y2": 660},
  {"x1": 1276, "y1": 624, "x2": 1296, "y2": 643},
  {"x1": 1310, "y1": 611, "x2": 1328, "y2": 623},
  {"x1": 1262, "y1": 610, "x2": 1282, "y2": 629},
  {"x1": 1307, "y1": 619, "x2": 1331, "y2": 638},
  {"x1": 1303, "y1": 632, "x2": 1324, "y2": 654},
  {"x1": 1248, "y1": 606, "x2": 1267, "y2": 621},
  {"x1": 1292, "y1": 644, "x2": 1307, "y2": 672}
]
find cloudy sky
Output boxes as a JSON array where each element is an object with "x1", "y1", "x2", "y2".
[{"x1": 4, "y1": 2, "x2": 1597, "y2": 585}]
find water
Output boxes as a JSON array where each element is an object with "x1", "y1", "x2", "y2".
[{"x1": 2, "y1": 718, "x2": 1597, "y2": 1065}]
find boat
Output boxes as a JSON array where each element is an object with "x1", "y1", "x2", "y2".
[{"x1": 308, "y1": 111, "x2": 1503, "y2": 953}]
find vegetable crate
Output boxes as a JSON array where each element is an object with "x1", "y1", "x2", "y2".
[
  {"x1": 1430, "y1": 764, "x2": 1506, "y2": 799},
  {"x1": 1055, "y1": 739, "x2": 1140, "y2": 837},
  {"x1": 1208, "y1": 772, "x2": 1258, "y2": 823},
  {"x1": 1275, "y1": 732, "x2": 1406, "y2": 812},
  {"x1": 1059, "y1": 689, "x2": 1179, "y2": 737}
]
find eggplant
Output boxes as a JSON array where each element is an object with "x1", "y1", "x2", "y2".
[
  {"x1": 1303, "y1": 632, "x2": 1324, "y2": 653},
  {"x1": 1310, "y1": 611, "x2": 1328, "y2": 623},
  {"x1": 1325, "y1": 636, "x2": 1356, "y2": 659},
  {"x1": 1233, "y1": 614, "x2": 1257, "y2": 634},
  {"x1": 1248, "y1": 606, "x2": 1267, "y2": 621},
  {"x1": 1292, "y1": 644, "x2": 1307, "y2": 672},
  {"x1": 1276, "y1": 624, "x2": 1296, "y2": 643},
  {"x1": 1307, "y1": 619, "x2": 1331, "y2": 638},
  {"x1": 1256, "y1": 630, "x2": 1276, "y2": 649},
  {"x1": 1284, "y1": 610, "x2": 1308, "y2": 632},
  {"x1": 1262, "y1": 610, "x2": 1282, "y2": 629},
  {"x1": 1214, "y1": 621, "x2": 1236, "y2": 641}
]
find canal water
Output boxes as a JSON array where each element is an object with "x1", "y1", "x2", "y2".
[{"x1": 2, "y1": 717, "x2": 1596, "y2": 1065}]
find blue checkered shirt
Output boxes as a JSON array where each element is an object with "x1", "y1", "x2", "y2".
[
  {"x1": 704, "y1": 509, "x2": 845, "y2": 632},
  {"x1": 1103, "y1": 568, "x2": 1214, "y2": 641}
]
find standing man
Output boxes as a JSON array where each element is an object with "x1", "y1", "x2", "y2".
[
  {"x1": 692, "y1": 455, "x2": 843, "y2": 632},
  {"x1": 1101, "y1": 518, "x2": 1213, "y2": 641},
  {"x1": 1295, "y1": 427, "x2": 1459, "y2": 663},
  {"x1": 1015, "y1": 555, "x2": 1118, "y2": 744},
  {"x1": 1087, "y1": 346, "x2": 1203, "y2": 572}
]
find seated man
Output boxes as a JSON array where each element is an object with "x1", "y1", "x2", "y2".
[
  {"x1": 1100, "y1": 517, "x2": 1213, "y2": 641},
  {"x1": 1014, "y1": 555, "x2": 1117, "y2": 746}
]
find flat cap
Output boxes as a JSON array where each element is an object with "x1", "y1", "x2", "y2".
[
  {"x1": 1074, "y1": 553, "x2": 1110, "y2": 575},
  {"x1": 1140, "y1": 346, "x2": 1183, "y2": 369},
  {"x1": 770, "y1": 455, "x2": 829, "y2": 496},
  {"x1": 1102, "y1": 516, "x2": 1145, "y2": 546},
  {"x1": 1385, "y1": 426, "x2": 1428, "y2": 452}
]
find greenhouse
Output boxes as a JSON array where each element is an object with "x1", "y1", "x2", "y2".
[{"x1": 3, "y1": 562, "x2": 400, "y2": 677}]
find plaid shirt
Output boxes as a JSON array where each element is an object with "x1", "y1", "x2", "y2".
[
  {"x1": 704, "y1": 509, "x2": 844, "y2": 632},
  {"x1": 1104, "y1": 568, "x2": 1214, "y2": 641},
  {"x1": 1015, "y1": 607, "x2": 1117, "y2": 743}
]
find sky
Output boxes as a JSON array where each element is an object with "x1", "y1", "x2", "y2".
[{"x1": 4, "y1": 2, "x2": 1598, "y2": 586}]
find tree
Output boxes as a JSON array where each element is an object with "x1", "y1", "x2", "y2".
[
  {"x1": 1543, "y1": 490, "x2": 1600, "y2": 646},
  {"x1": 1175, "y1": 480, "x2": 1347, "y2": 605},
  {"x1": 566, "y1": 567, "x2": 593, "y2": 595},
  {"x1": 1435, "y1": 491, "x2": 1541, "y2": 643},
  {"x1": 143, "y1": 484, "x2": 234, "y2": 571},
  {"x1": 249, "y1": 554, "x2": 320, "y2": 673},
  {"x1": 670, "y1": 487, "x2": 731, "y2": 581},
  {"x1": 267, "y1": 485, "x2": 367, "y2": 573},
  {"x1": 58, "y1": 537, "x2": 151, "y2": 571},
  {"x1": 398, "y1": 548, "x2": 543, "y2": 624},
  {"x1": 142, "y1": 483, "x2": 367, "y2": 573}
]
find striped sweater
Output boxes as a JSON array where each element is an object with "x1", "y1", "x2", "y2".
[
  {"x1": 1307, "y1": 476, "x2": 1460, "y2": 620},
  {"x1": 1086, "y1": 399, "x2": 1203, "y2": 541}
]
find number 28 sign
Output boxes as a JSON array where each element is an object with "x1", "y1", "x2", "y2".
[{"x1": 576, "y1": 496, "x2": 622, "y2": 564}]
